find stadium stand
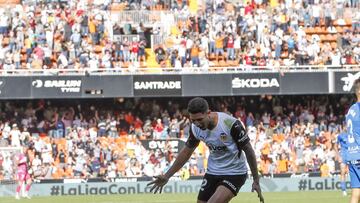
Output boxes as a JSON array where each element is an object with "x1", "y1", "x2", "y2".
[
  {"x1": 0, "y1": 0, "x2": 358, "y2": 72},
  {"x1": 0, "y1": 0, "x2": 358, "y2": 181},
  {"x1": 0, "y1": 95, "x2": 352, "y2": 179}
]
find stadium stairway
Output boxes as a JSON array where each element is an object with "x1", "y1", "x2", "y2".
[
  {"x1": 145, "y1": 48, "x2": 163, "y2": 73},
  {"x1": 189, "y1": 0, "x2": 198, "y2": 14}
]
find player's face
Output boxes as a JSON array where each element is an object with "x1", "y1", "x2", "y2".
[{"x1": 189, "y1": 111, "x2": 210, "y2": 130}]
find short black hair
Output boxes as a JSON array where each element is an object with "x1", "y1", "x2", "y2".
[
  {"x1": 354, "y1": 78, "x2": 360, "y2": 93},
  {"x1": 187, "y1": 97, "x2": 209, "y2": 114}
]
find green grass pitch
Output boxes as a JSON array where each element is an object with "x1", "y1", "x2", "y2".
[{"x1": 0, "y1": 191, "x2": 351, "y2": 203}]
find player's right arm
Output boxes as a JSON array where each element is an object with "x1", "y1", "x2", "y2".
[{"x1": 148, "y1": 127, "x2": 199, "y2": 193}]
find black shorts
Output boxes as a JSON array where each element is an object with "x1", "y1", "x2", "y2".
[{"x1": 197, "y1": 173, "x2": 247, "y2": 202}]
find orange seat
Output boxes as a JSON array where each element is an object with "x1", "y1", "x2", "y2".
[
  {"x1": 336, "y1": 26, "x2": 343, "y2": 33},
  {"x1": 345, "y1": 18, "x2": 352, "y2": 26},
  {"x1": 320, "y1": 34, "x2": 326, "y2": 41},
  {"x1": 314, "y1": 27, "x2": 322, "y2": 34},
  {"x1": 94, "y1": 45, "x2": 103, "y2": 53},
  {"x1": 305, "y1": 27, "x2": 315, "y2": 34}
]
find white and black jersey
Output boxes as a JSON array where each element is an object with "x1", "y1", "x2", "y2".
[{"x1": 186, "y1": 112, "x2": 250, "y2": 175}]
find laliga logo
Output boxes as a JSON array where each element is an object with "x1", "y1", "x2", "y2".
[
  {"x1": 341, "y1": 72, "x2": 360, "y2": 91},
  {"x1": 32, "y1": 80, "x2": 43, "y2": 88}
]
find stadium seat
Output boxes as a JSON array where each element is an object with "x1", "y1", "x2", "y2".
[
  {"x1": 314, "y1": 27, "x2": 323, "y2": 34},
  {"x1": 336, "y1": 26, "x2": 343, "y2": 33},
  {"x1": 345, "y1": 18, "x2": 352, "y2": 26},
  {"x1": 305, "y1": 27, "x2": 315, "y2": 34}
]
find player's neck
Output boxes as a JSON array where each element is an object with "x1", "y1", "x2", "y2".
[{"x1": 207, "y1": 112, "x2": 218, "y2": 130}]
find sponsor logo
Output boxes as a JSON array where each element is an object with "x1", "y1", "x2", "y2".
[
  {"x1": 348, "y1": 145, "x2": 360, "y2": 152},
  {"x1": 206, "y1": 143, "x2": 227, "y2": 152},
  {"x1": 32, "y1": 80, "x2": 43, "y2": 88},
  {"x1": 237, "y1": 133, "x2": 249, "y2": 143},
  {"x1": 223, "y1": 180, "x2": 237, "y2": 191},
  {"x1": 220, "y1": 133, "x2": 227, "y2": 142},
  {"x1": 232, "y1": 77, "x2": 279, "y2": 88},
  {"x1": 340, "y1": 72, "x2": 360, "y2": 91},
  {"x1": 349, "y1": 159, "x2": 360, "y2": 165},
  {"x1": 148, "y1": 140, "x2": 179, "y2": 153},
  {"x1": 32, "y1": 79, "x2": 82, "y2": 93},
  {"x1": 134, "y1": 81, "x2": 181, "y2": 90},
  {"x1": 49, "y1": 183, "x2": 200, "y2": 196},
  {"x1": 298, "y1": 178, "x2": 351, "y2": 191},
  {"x1": 290, "y1": 173, "x2": 309, "y2": 178}
]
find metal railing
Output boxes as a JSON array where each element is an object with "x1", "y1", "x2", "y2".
[
  {"x1": 112, "y1": 11, "x2": 174, "y2": 26},
  {"x1": 113, "y1": 34, "x2": 140, "y2": 42},
  {"x1": 151, "y1": 34, "x2": 167, "y2": 49},
  {"x1": 0, "y1": 65, "x2": 359, "y2": 76}
]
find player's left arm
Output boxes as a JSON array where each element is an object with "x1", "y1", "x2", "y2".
[
  {"x1": 242, "y1": 142, "x2": 260, "y2": 183},
  {"x1": 243, "y1": 143, "x2": 264, "y2": 202},
  {"x1": 230, "y1": 120, "x2": 264, "y2": 202},
  {"x1": 230, "y1": 120, "x2": 259, "y2": 180}
]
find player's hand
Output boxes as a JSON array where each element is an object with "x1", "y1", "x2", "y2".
[
  {"x1": 252, "y1": 181, "x2": 264, "y2": 203},
  {"x1": 147, "y1": 175, "x2": 169, "y2": 194}
]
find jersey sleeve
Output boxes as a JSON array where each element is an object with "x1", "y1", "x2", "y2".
[
  {"x1": 185, "y1": 126, "x2": 200, "y2": 149},
  {"x1": 230, "y1": 120, "x2": 250, "y2": 149}
]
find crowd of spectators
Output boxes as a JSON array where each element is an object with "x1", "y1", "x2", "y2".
[
  {"x1": 0, "y1": 95, "x2": 353, "y2": 180},
  {"x1": 0, "y1": 0, "x2": 358, "y2": 72},
  {"x1": 161, "y1": 0, "x2": 360, "y2": 68}
]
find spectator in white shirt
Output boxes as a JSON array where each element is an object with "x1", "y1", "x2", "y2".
[
  {"x1": 331, "y1": 49, "x2": 342, "y2": 66},
  {"x1": 89, "y1": 54, "x2": 99, "y2": 70},
  {"x1": 10, "y1": 124, "x2": 21, "y2": 147},
  {"x1": 57, "y1": 52, "x2": 68, "y2": 68}
]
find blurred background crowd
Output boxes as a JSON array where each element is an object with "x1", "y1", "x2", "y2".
[{"x1": 0, "y1": 95, "x2": 352, "y2": 180}]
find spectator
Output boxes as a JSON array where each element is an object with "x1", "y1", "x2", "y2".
[{"x1": 154, "y1": 45, "x2": 167, "y2": 67}]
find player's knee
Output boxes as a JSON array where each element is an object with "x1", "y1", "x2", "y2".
[{"x1": 352, "y1": 188, "x2": 360, "y2": 198}]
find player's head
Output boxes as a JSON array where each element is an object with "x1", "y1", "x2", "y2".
[
  {"x1": 354, "y1": 78, "x2": 360, "y2": 98},
  {"x1": 187, "y1": 97, "x2": 210, "y2": 130}
]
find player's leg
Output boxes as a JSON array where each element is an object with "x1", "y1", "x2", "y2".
[
  {"x1": 207, "y1": 174, "x2": 247, "y2": 203},
  {"x1": 350, "y1": 188, "x2": 360, "y2": 203},
  {"x1": 348, "y1": 163, "x2": 360, "y2": 203},
  {"x1": 197, "y1": 174, "x2": 219, "y2": 203},
  {"x1": 340, "y1": 163, "x2": 348, "y2": 196},
  {"x1": 15, "y1": 179, "x2": 24, "y2": 199},
  {"x1": 23, "y1": 174, "x2": 32, "y2": 199},
  {"x1": 207, "y1": 185, "x2": 234, "y2": 203}
]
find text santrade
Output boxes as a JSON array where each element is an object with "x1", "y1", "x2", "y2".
[
  {"x1": 134, "y1": 81, "x2": 181, "y2": 90},
  {"x1": 232, "y1": 78, "x2": 279, "y2": 88}
]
